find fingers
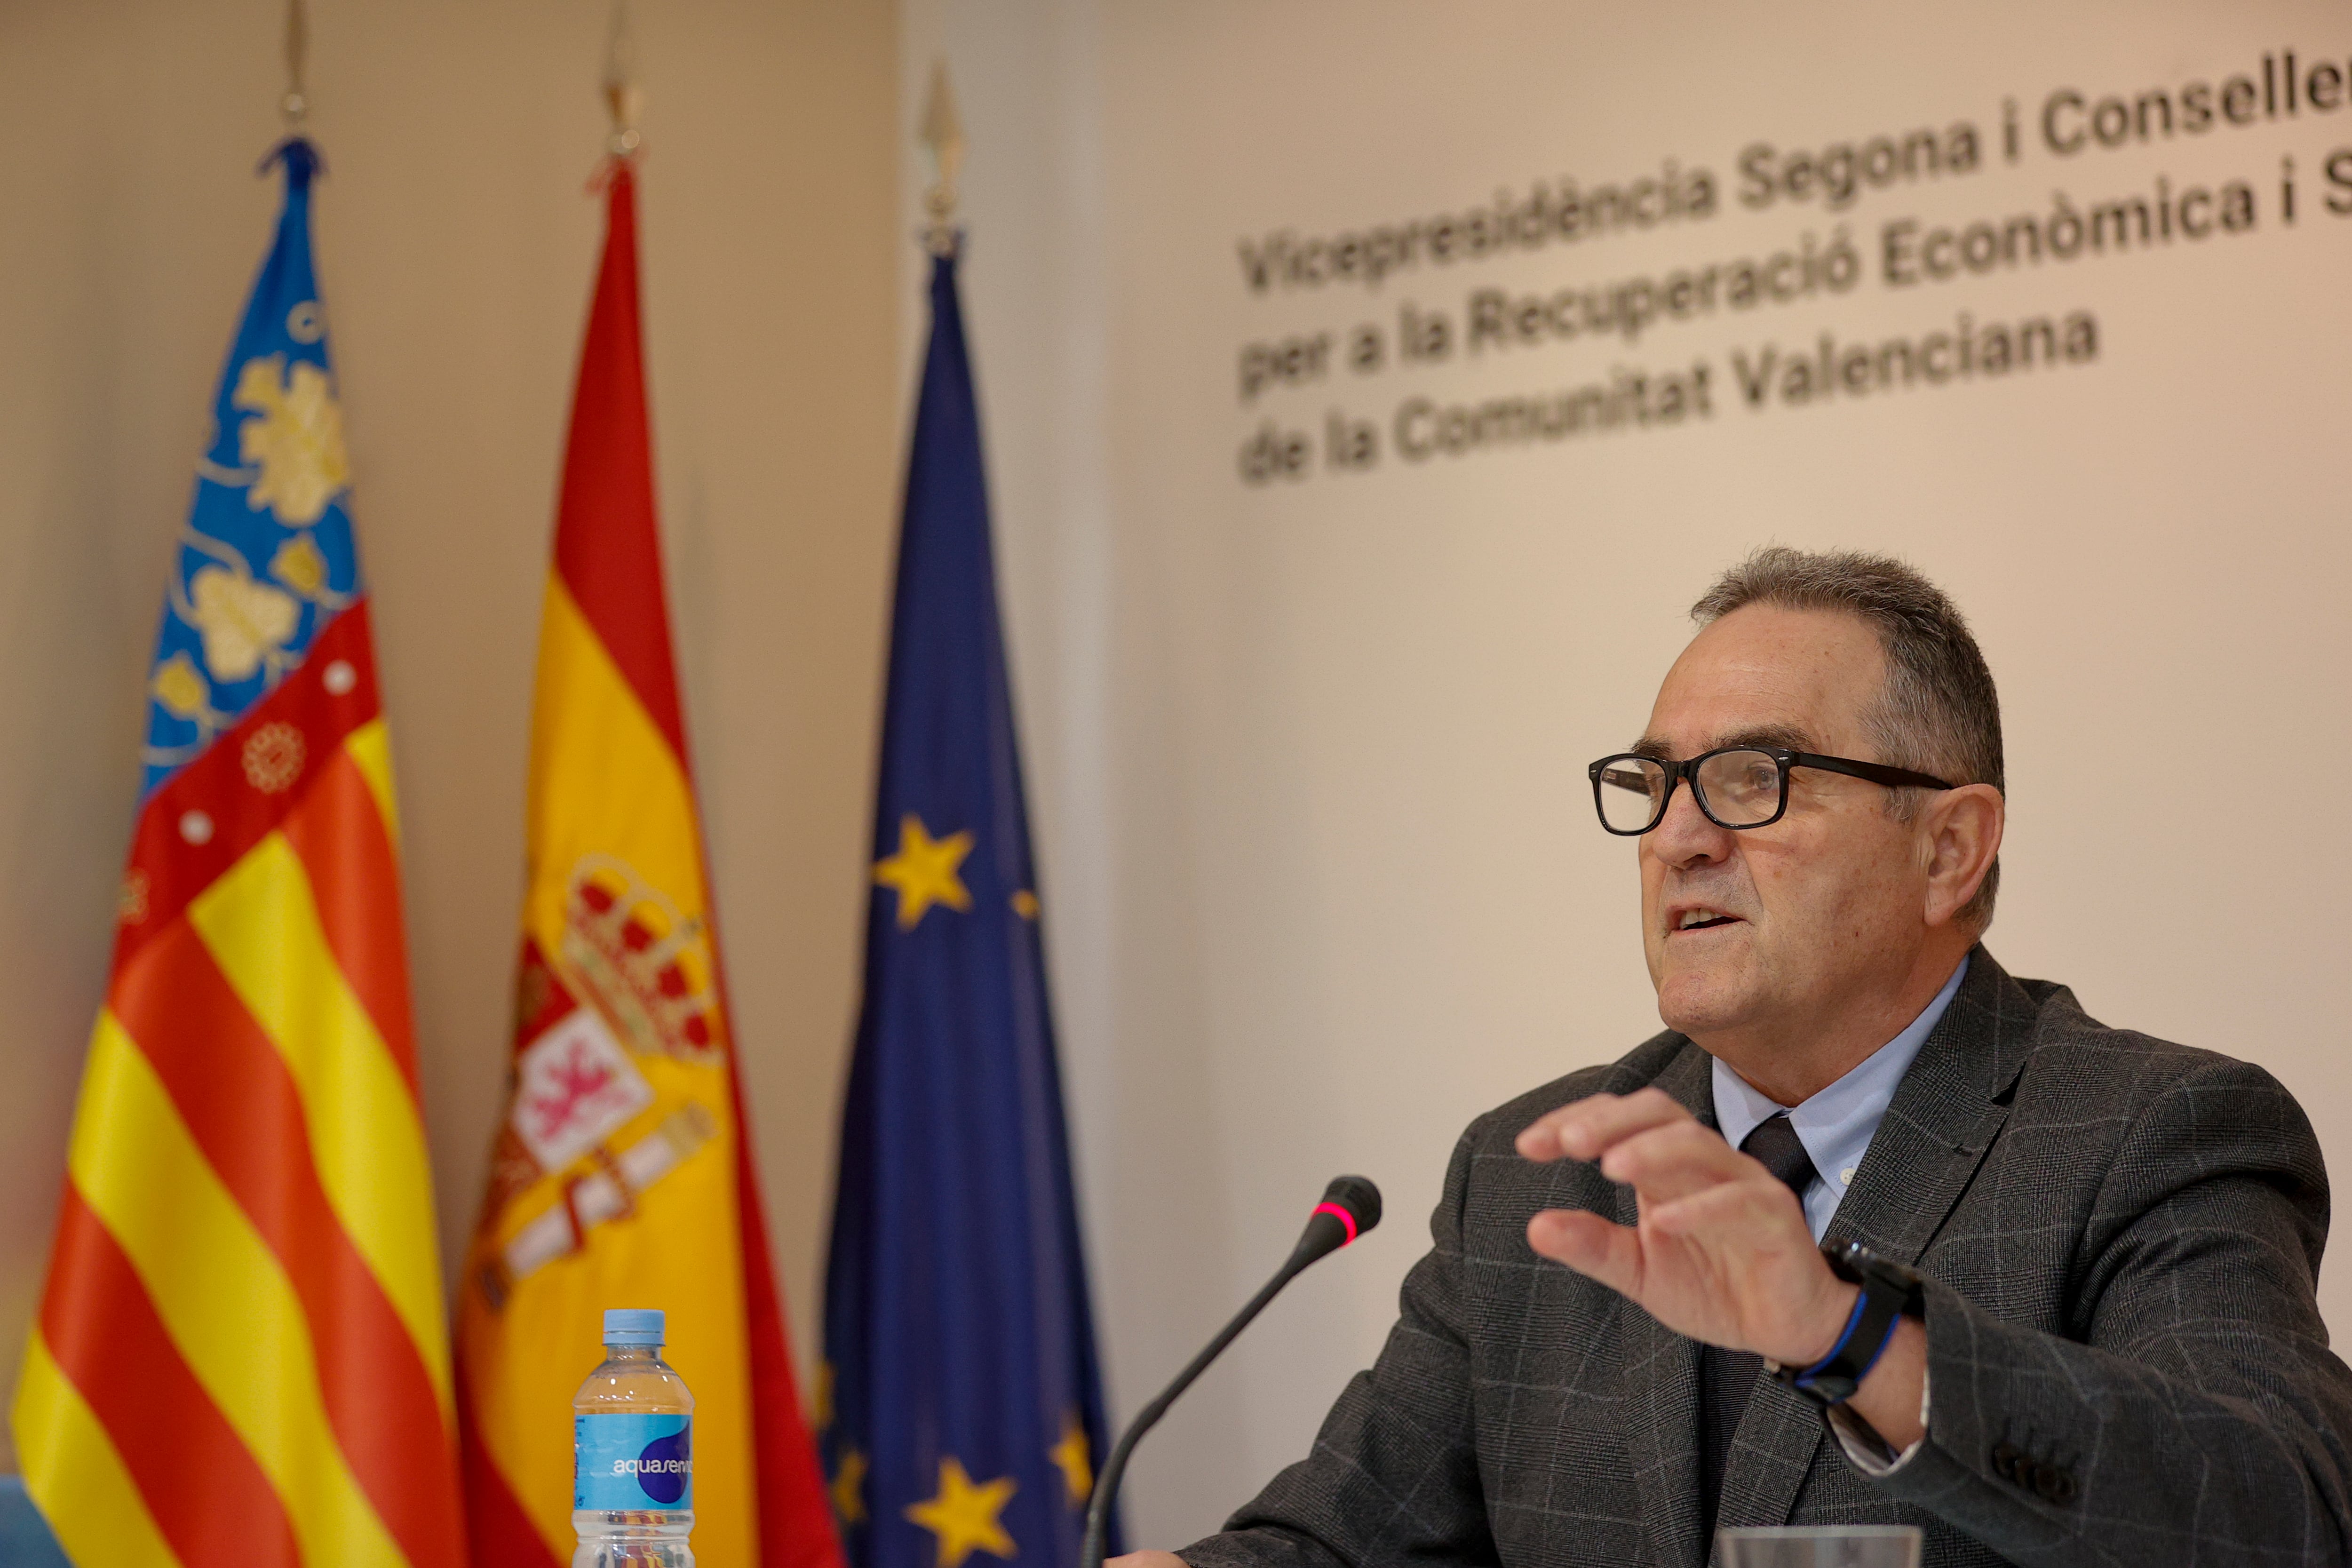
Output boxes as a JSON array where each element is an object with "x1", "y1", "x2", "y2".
[
  {"x1": 1517, "y1": 1087, "x2": 1690, "y2": 1162},
  {"x1": 1597, "y1": 1118, "x2": 1749, "y2": 1200},
  {"x1": 1519, "y1": 1089, "x2": 1750, "y2": 1204},
  {"x1": 1641, "y1": 1169, "x2": 1807, "y2": 1243},
  {"x1": 1526, "y1": 1208, "x2": 1642, "y2": 1294}
]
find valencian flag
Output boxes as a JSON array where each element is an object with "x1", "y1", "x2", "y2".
[
  {"x1": 453, "y1": 158, "x2": 842, "y2": 1568},
  {"x1": 10, "y1": 140, "x2": 464, "y2": 1567},
  {"x1": 820, "y1": 246, "x2": 1118, "y2": 1568}
]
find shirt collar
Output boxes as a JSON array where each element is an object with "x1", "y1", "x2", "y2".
[{"x1": 1710, "y1": 954, "x2": 1970, "y2": 1218}]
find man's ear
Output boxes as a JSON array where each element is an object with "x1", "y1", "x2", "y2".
[{"x1": 1921, "y1": 783, "x2": 2004, "y2": 929}]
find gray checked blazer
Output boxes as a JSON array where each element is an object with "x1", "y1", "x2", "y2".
[{"x1": 1175, "y1": 949, "x2": 2352, "y2": 1567}]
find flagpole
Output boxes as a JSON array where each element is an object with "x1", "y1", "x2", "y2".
[
  {"x1": 605, "y1": 0, "x2": 643, "y2": 158},
  {"x1": 280, "y1": 0, "x2": 309, "y2": 130},
  {"x1": 920, "y1": 59, "x2": 964, "y2": 255}
]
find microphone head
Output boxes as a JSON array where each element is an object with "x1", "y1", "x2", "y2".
[{"x1": 1312, "y1": 1175, "x2": 1382, "y2": 1245}]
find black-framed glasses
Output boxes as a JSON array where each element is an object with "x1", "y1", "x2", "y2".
[{"x1": 1588, "y1": 746, "x2": 1955, "y2": 836}]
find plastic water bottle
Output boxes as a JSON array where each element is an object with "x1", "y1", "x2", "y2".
[{"x1": 574, "y1": 1308, "x2": 695, "y2": 1567}]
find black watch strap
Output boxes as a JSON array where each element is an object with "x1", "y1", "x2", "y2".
[{"x1": 1770, "y1": 1239, "x2": 1924, "y2": 1408}]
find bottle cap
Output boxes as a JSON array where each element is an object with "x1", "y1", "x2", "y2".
[{"x1": 603, "y1": 1308, "x2": 665, "y2": 1345}]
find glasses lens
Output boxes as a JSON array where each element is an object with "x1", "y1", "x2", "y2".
[
  {"x1": 1694, "y1": 749, "x2": 1785, "y2": 827},
  {"x1": 1596, "y1": 757, "x2": 1669, "y2": 832}
]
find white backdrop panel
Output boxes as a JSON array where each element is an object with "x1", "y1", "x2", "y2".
[{"x1": 905, "y1": 0, "x2": 2352, "y2": 1544}]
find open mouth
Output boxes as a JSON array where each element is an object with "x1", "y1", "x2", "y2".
[{"x1": 1672, "y1": 910, "x2": 1741, "y2": 933}]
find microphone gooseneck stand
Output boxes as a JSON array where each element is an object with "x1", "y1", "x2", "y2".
[{"x1": 1080, "y1": 1176, "x2": 1383, "y2": 1568}]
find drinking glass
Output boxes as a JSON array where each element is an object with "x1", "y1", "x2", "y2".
[{"x1": 1715, "y1": 1525, "x2": 1922, "y2": 1568}]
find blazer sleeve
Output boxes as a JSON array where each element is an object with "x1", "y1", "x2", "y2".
[
  {"x1": 1869, "y1": 1055, "x2": 2352, "y2": 1564},
  {"x1": 1177, "y1": 1122, "x2": 1498, "y2": 1568}
]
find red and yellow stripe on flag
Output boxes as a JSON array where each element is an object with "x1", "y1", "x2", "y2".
[
  {"x1": 13, "y1": 141, "x2": 462, "y2": 1568},
  {"x1": 455, "y1": 159, "x2": 842, "y2": 1568}
]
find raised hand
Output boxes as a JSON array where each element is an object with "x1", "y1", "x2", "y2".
[{"x1": 1515, "y1": 1088, "x2": 1855, "y2": 1368}]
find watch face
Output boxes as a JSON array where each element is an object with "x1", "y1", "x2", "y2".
[
  {"x1": 1823, "y1": 1237, "x2": 1876, "y2": 1285},
  {"x1": 1836, "y1": 1239, "x2": 1922, "y2": 1292}
]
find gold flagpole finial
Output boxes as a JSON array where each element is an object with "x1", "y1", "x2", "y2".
[
  {"x1": 604, "y1": 0, "x2": 644, "y2": 156},
  {"x1": 920, "y1": 59, "x2": 965, "y2": 255},
  {"x1": 281, "y1": 0, "x2": 310, "y2": 130}
]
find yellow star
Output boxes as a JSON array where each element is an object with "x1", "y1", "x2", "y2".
[
  {"x1": 874, "y1": 814, "x2": 975, "y2": 930},
  {"x1": 1049, "y1": 1411, "x2": 1093, "y2": 1505},
  {"x1": 812, "y1": 1361, "x2": 834, "y2": 1431},
  {"x1": 829, "y1": 1446, "x2": 868, "y2": 1526},
  {"x1": 903, "y1": 1456, "x2": 1017, "y2": 1568}
]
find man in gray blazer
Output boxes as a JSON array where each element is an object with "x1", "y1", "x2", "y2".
[{"x1": 1119, "y1": 547, "x2": 2352, "y2": 1566}]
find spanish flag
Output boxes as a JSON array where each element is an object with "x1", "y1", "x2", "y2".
[
  {"x1": 11, "y1": 140, "x2": 464, "y2": 1567},
  {"x1": 454, "y1": 157, "x2": 842, "y2": 1568}
]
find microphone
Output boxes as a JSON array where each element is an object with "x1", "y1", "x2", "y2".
[{"x1": 1081, "y1": 1176, "x2": 1383, "y2": 1568}]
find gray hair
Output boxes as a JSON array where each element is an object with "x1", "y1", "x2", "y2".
[{"x1": 1691, "y1": 547, "x2": 2004, "y2": 929}]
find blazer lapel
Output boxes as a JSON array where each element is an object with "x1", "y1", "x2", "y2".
[
  {"x1": 1621, "y1": 1041, "x2": 1716, "y2": 1568},
  {"x1": 1714, "y1": 948, "x2": 2037, "y2": 1539},
  {"x1": 1825, "y1": 948, "x2": 2035, "y2": 1267}
]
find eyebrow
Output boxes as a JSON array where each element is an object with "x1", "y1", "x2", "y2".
[{"x1": 1630, "y1": 723, "x2": 1819, "y2": 761}]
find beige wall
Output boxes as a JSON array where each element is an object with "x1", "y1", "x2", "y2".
[
  {"x1": 914, "y1": 0, "x2": 2352, "y2": 1546},
  {"x1": 0, "y1": 0, "x2": 901, "y2": 1470}
]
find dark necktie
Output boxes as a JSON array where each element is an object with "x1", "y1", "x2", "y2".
[{"x1": 1699, "y1": 1113, "x2": 1820, "y2": 1541}]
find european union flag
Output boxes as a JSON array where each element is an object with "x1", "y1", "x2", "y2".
[{"x1": 821, "y1": 246, "x2": 1119, "y2": 1568}]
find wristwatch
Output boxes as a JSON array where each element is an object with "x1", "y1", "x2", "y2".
[{"x1": 1768, "y1": 1238, "x2": 1925, "y2": 1408}]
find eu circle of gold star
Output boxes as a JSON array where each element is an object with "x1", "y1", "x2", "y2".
[
  {"x1": 1049, "y1": 1410, "x2": 1093, "y2": 1504},
  {"x1": 874, "y1": 814, "x2": 975, "y2": 930},
  {"x1": 904, "y1": 1456, "x2": 1017, "y2": 1568},
  {"x1": 830, "y1": 1446, "x2": 869, "y2": 1526}
]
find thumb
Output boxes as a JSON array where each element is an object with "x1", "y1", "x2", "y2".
[{"x1": 1527, "y1": 1208, "x2": 1641, "y2": 1294}]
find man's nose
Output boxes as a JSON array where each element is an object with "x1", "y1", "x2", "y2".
[{"x1": 1646, "y1": 778, "x2": 1734, "y2": 868}]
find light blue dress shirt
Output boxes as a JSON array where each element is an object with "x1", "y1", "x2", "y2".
[{"x1": 1711, "y1": 955, "x2": 1970, "y2": 1240}]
